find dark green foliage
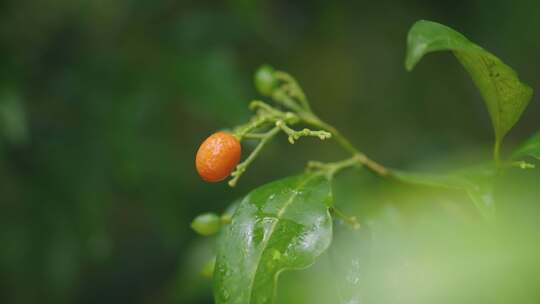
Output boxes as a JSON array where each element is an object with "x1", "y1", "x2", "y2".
[{"x1": 1, "y1": 2, "x2": 540, "y2": 304}]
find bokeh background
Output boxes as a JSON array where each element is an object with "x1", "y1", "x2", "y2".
[{"x1": 1, "y1": 0, "x2": 539, "y2": 303}]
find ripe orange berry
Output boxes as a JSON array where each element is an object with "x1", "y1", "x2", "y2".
[{"x1": 196, "y1": 131, "x2": 241, "y2": 182}]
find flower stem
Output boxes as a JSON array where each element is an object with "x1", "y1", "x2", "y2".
[
  {"x1": 274, "y1": 71, "x2": 312, "y2": 112},
  {"x1": 300, "y1": 112, "x2": 391, "y2": 178},
  {"x1": 307, "y1": 155, "x2": 362, "y2": 178},
  {"x1": 276, "y1": 120, "x2": 331, "y2": 144},
  {"x1": 234, "y1": 116, "x2": 271, "y2": 140},
  {"x1": 330, "y1": 207, "x2": 361, "y2": 229},
  {"x1": 229, "y1": 126, "x2": 280, "y2": 187}
]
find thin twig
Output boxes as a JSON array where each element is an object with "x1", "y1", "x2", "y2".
[
  {"x1": 234, "y1": 116, "x2": 271, "y2": 140},
  {"x1": 276, "y1": 120, "x2": 331, "y2": 144},
  {"x1": 274, "y1": 71, "x2": 311, "y2": 112},
  {"x1": 300, "y1": 113, "x2": 391, "y2": 178},
  {"x1": 229, "y1": 126, "x2": 280, "y2": 187},
  {"x1": 331, "y1": 207, "x2": 361, "y2": 230},
  {"x1": 243, "y1": 133, "x2": 270, "y2": 139},
  {"x1": 249, "y1": 100, "x2": 283, "y2": 116}
]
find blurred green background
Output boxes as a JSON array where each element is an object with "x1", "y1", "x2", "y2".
[{"x1": 0, "y1": 0, "x2": 539, "y2": 303}]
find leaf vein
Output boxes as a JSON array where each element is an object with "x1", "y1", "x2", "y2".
[{"x1": 247, "y1": 174, "x2": 320, "y2": 302}]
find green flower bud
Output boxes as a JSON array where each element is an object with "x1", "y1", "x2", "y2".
[
  {"x1": 254, "y1": 65, "x2": 277, "y2": 96},
  {"x1": 191, "y1": 213, "x2": 221, "y2": 236}
]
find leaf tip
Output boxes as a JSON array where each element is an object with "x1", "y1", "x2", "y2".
[
  {"x1": 404, "y1": 20, "x2": 434, "y2": 71},
  {"x1": 404, "y1": 58, "x2": 417, "y2": 71},
  {"x1": 404, "y1": 43, "x2": 426, "y2": 72}
]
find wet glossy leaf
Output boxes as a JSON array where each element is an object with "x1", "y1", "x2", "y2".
[
  {"x1": 406, "y1": 20, "x2": 533, "y2": 145},
  {"x1": 513, "y1": 131, "x2": 540, "y2": 160},
  {"x1": 214, "y1": 173, "x2": 333, "y2": 304},
  {"x1": 394, "y1": 166, "x2": 496, "y2": 220}
]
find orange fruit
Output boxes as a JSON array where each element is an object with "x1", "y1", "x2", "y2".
[{"x1": 196, "y1": 131, "x2": 241, "y2": 182}]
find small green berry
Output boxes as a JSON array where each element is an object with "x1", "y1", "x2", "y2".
[
  {"x1": 191, "y1": 213, "x2": 222, "y2": 236},
  {"x1": 254, "y1": 65, "x2": 277, "y2": 96}
]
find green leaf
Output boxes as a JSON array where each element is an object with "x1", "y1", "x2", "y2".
[
  {"x1": 330, "y1": 222, "x2": 369, "y2": 304},
  {"x1": 214, "y1": 173, "x2": 333, "y2": 304},
  {"x1": 394, "y1": 166, "x2": 496, "y2": 220},
  {"x1": 513, "y1": 131, "x2": 540, "y2": 160},
  {"x1": 406, "y1": 20, "x2": 533, "y2": 148}
]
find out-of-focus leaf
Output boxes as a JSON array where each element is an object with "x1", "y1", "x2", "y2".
[
  {"x1": 457, "y1": 167, "x2": 496, "y2": 220},
  {"x1": 330, "y1": 222, "x2": 370, "y2": 304},
  {"x1": 170, "y1": 238, "x2": 216, "y2": 303},
  {"x1": 513, "y1": 131, "x2": 540, "y2": 160},
  {"x1": 393, "y1": 171, "x2": 472, "y2": 190},
  {"x1": 214, "y1": 173, "x2": 333, "y2": 304},
  {"x1": 394, "y1": 166, "x2": 496, "y2": 220},
  {"x1": 406, "y1": 20, "x2": 533, "y2": 147}
]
